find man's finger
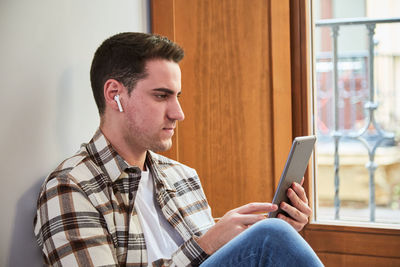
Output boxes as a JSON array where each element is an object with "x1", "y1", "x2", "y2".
[
  {"x1": 234, "y1": 213, "x2": 267, "y2": 226},
  {"x1": 287, "y1": 188, "x2": 312, "y2": 216},
  {"x1": 281, "y1": 201, "x2": 308, "y2": 223},
  {"x1": 278, "y1": 213, "x2": 304, "y2": 232},
  {"x1": 291, "y1": 182, "x2": 308, "y2": 204},
  {"x1": 235, "y1": 202, "x2": 278, "y2": 214}
]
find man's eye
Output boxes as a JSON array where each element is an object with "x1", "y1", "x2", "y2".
[{"x1": 155, "y1": 94, "x2": 167, "y2": 99}]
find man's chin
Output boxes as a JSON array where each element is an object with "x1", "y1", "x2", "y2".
[{"x1": 151, "y1": 140, "x2": 172, "y2": 152}]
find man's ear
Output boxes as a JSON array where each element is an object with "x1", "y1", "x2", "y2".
[{"x1": 104, "y1": 79, "x2": 125, "y2": 113}]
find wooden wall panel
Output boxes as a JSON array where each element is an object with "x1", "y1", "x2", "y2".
[
  {"x1": 150, "y1": 0, "x2": 175, "y2": 40},
  {"x1": 317, "y1": 253, "x2": 400, "y2": 267},
  {"x1": 152, "y1": 0, "x2": 294, "y2": 217},
  {"x1": 150, "y1": 0, "x2": 178, "y2": 160},
  {"x1": 304, "y1": 224, "x2": 400, "y2": 266},
  {"x1": 304, "y1": 224, "x2": 400, "y2": 258},
  {"x1": 174, "y1": 0, "x2": 274, "y2": 217}
]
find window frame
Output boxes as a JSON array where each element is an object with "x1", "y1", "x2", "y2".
[{"x1": 294, "y1": 0, "x2": 400, "y2": 264}]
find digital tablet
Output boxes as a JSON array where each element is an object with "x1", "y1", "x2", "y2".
[{"x1": 268, "y1": 136, "x2": 316, "y2": 218}]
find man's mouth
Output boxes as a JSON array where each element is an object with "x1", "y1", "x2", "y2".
[{"x1": 162, "y1": 127, "x2": 175, "y2": 135}]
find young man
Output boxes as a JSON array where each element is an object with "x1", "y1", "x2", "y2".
[{"x1": 34, "y1": 32, "x2": 323, "y2": 266}]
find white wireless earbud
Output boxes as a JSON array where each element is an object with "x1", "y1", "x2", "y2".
[{"x1": 114, "y1": 95, "x2": 124, "y2": 112}]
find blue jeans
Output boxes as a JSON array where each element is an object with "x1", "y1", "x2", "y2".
[{"x1": 200, "y1": 219, "x2": 323, "y2": 267}]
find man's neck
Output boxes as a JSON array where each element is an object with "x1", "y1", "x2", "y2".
[{"x1": 100, "y1": 123, "x2": 147, "y2": 170}]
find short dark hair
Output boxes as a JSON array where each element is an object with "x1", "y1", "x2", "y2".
[{"x1": 90, "y1": 32, "x2": 184, "y2": 115}]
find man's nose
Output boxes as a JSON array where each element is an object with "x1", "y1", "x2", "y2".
[{"x1": 168, "y1": 98, "x2": 185, "y2": 121}]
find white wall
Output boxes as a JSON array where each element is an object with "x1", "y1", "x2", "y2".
[{"x1": 0, "y1": 1, "x2": 149, "y2": 266}]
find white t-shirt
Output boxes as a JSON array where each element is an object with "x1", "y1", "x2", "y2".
[{"x1": 134, "y1": 169, "x2": 184, "y2": 265}]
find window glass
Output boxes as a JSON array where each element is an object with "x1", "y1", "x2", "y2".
[{"x1": 312, "y1": 0, "x2": 400, "y2": 225}]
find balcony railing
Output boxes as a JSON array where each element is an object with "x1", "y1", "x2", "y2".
[{"x1": 315, "y1": 17, "x2": 400, "y2": 222}]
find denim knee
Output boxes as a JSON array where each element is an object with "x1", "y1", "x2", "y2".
[
  {"x1": 252, "y1": 219, "x2": 323, "y2": 266},
  {"x1": 251, "y1": 218, "x2": 296, "y2": 239},
  {"x1": 200, "y1": 219, "x2": 323, "y2": 267}
]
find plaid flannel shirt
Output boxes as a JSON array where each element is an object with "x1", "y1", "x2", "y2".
[{"x1": 34, "y1": 129, "x2": 215, "y2": 266}]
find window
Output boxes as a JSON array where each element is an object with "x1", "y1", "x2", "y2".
[{"x1": 312, "y1": 0, "x2": 400, "y2": 225}]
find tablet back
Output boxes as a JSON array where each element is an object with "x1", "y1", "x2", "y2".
[{"x1": 268, "y1": 136, "x2": 316, "y2": 218}]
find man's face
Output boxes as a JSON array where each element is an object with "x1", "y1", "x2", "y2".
[{"x1": 121, "y1": 59, "x2": 184, "y2": 154}]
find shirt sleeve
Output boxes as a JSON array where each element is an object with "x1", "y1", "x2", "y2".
[
  {"x1": 34, "y1": 176, "x2": 119, "y2": 266},
  {"x1": 152, "y1": 235, "x2": 210, "y2": 267}
]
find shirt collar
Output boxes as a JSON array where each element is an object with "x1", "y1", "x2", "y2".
[
  {"x1": 146, "y1": 151, "x2": 176, "y2": 193},
  {"x1": 85, "y1": 128, "x2": 134, "y2": 182}
]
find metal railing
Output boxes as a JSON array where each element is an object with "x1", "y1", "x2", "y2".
[{"x1": 315, "y1": 17, "x2": 400, "y2": 222}]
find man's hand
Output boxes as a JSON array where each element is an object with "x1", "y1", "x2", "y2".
[
  {"x1": 197, "y1": 202, "x2": 277, "y2": 255},
  {"x1": 278, "y1": 178, "x2": 312, "y2": 231}
]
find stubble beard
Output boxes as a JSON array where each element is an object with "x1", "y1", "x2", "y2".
[
  {"x1": 124, "y1": 123, "x2": 173, "y2": 153},
  {"x1": 155, "y1": 138, "x2": 172, "y2": 152}
]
